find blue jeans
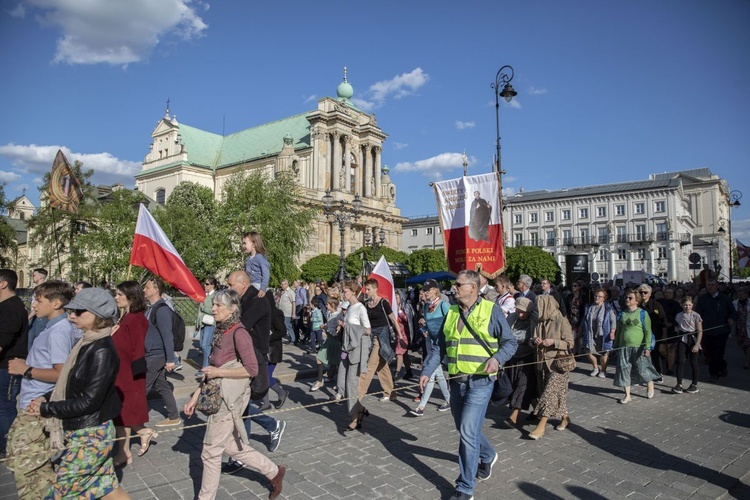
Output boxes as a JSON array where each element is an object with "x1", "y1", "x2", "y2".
[
  {"x1": 243, "y1": 400, "x2": 277, "y2": 436},
  {"x1": 419, "y1": 367, "x2": 450, "y2": 409},
  {"x1": 0, "y1": 369, "x2": 21, "y2": 454},
  {"x1": 200, "y1": 325, "x2": 215, "y2": 368},
  {"x1": 284, "y1": 316, "x2": 296, "y2": 344},
  {"x1": 449, "y1": 375, "x2": 496, "y2": 495}
]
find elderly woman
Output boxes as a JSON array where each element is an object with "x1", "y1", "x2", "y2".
[
  {"x1": 502, "y1": 297, "x2": 538, "y2": 427},
  {"x1": 27, "y1": 288, "x2": 128, "y2": 499},
  {"x1": 529, "y1": 295, "x2": 574, "y2": 440},
  {"x1": 112, "y1": 281, "x2": 154, "y2": 467},
  {"x1": 184, "y1": 289, "x2": 285, "y2": 500},
  {"x1": 613, "y1": 289, "x2": 660, "y2": 404},
  {"x1": 338, "y1": 280, "x2": 372, "y2": 430},
  {"x1": 581, "y1": 289, "x2": 617, "y2": 378}
]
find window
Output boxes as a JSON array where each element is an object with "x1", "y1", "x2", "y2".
[
  {"x1": 597, "y1": 206, "x2": 606, "y2": 218},
  {"x1": 657, "y1": 247, "x2": 667, "y2": 259},
  {"x1": 545, "y1": 211, "x2": 554, "y2": 222},
  {"x1": 617, "y1": 249, "x2": 627, "y2": 260},
  {"x1": 514, "y1": 233, "x2": 523, "y2": 246},
  {"x1": 156, "y1": 189, "x2": 166, "y2": 205},
  {"x1": 579, "y1": 208, "x2": 589, "y2": 219},
  {"x1": 655, "y1": 201, "x2": 665, "y2": 213},
  {"x1": 437, "y1": 227, "x2": 442, "y2": 234},
  {"x1": 546, "y1": 230, "x2": 556, "y2": 246},
  {"x1": 637, "y1": 249, "x2": 647, "y2": 260},
  {"x1": 616, "y1": 225, "x2": 627, "y2": 243},
  {"x1": 563, "y1": 229, "x2": 572, "y2": 245},
  {"x1": 530, "y1": 232, "x2": 539, "y2": 246},
  {"x1": 411, "y1": 229, "x2": 418, "y2": 236},
  {"x1": 636, "y1": 224, "x2": 647, "y2": 241},
  {"x1": 616, "y1": 204, "x2": 625, "y2": 216},
  {"x1": 514, "y1": 214, "x2": 522, "y2": 225},
  {"x1": 656, "y1": 222, "x2": 668, "y2": 241},
  {"x1": 425, "y1": 227, "x2": 433, "y2": 235},
  {"x1": 597, "y1": 226, "x2": 609, "y2": 244},
  {"x1": 599, "y1": 249, "x2": 608, "y2": 260},
  {"x1": 19, "y1": 212, "x2": 25, "y2": 220},
  {"x1": 580, "y1": 228, "x2": 590, "y2": 241},
  {"x1": 561, "y1": 209, "x2": 571, "y2": 221},
  {"x1": 530, "y1": 213, "x2": 538, "y2": 223},
  {"x1": 635, "y1": 202, "x2": 645, "y2": 215}
]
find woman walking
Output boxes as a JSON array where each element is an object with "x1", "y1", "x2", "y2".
[
  {"x1": 502, "y1": 297, "x2": 537, "y2": 427},
  {"x1": 357, "y1": 279, "x2": 398, "y2": 403},
  {"x1": 196, "y1": 277, "x2": 217, "y2": 378},
  {"x1": 581, "y1": 289, "x2": 616, "y2": 378},
  {"x1": 339, "y1": 281, "x2": 371, "y2": 431},
  {"x1": 394, "y1": 290, "x2": 415, "y2": 382}
]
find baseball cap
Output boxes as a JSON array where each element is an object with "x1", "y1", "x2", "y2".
[
  {"x1": 64, "y1": 287, "x2": 118, "y2": 321},
  {"x1": 422, "y1": 279, "x2": 440, "y2": 292}
]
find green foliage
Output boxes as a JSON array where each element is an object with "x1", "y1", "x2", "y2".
[
  {"x1": 300, "y1": 254, "x2": 341, "y2": 283},
  {"x1": 0, "y1": 184, "x2": 18, "y2": 266},
  {"x1": 219, "y1": 170, "x2": 313, "y2": 286},
  {"x1": 504, "y1": 246, "x2": 562, "y2": 283},
  {"x1": 405, "y1": 248, "x2": 448, "y2": 275},
  {"x1": 734, "y1": 247, "x2": 750, "y2": 279},
  {"x1": 345, "y1": 246, "x2": 409, "y2": 277}
]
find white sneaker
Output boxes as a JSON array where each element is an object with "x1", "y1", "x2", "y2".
[
  {"x1": 590, "y1": 368, "x2": 600, "y2": 377},
  {"x1": 597, "y1": 371, "x2": 606, "y2": 378}
]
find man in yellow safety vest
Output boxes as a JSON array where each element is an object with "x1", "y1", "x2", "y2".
[{"x1": 420, "y1": 269, "x2": 517, "y2": 500}]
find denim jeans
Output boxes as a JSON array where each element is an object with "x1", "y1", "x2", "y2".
[
  {"x1": 200, "y1": 325, "x2": 215, "y2": 368},
  {"x1": 449, "y1": 374, "x2": 496, "y2": 495},
  {"x1": 419, "y1": 367, "x2": 450, "y2": 409},
  {"x1": 0, "y1": 368, "x2": 21, "y2": 454},
  {"x1": 284, "y1": 316, "x2": 296, "y2": 344},
  {"x1": 243, "y1": 400, "x2": 277, "y2": 436}
]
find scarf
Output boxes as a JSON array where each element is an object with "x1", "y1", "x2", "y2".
[
  {"x1": 46, "y1": 326, "x2": 113, "y2": 453},
  {"x1": 427, "y1": 297, "x2": 441, "y2": 313},
  {"x1": 212, "y1": 310, "x2": 241, "y2": 352}
]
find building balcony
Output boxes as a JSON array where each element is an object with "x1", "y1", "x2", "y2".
[{"x1": 626, "y1": 232, "x2": 654, "y2": 244}]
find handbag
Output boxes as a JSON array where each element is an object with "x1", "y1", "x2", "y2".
[
  {"x1": 552, "y1": 350, "x2": 576, "y2": 373},
  {"x1": 195, "y1": 377, "x2": 223, "y2": 415},
  {"x1": 457, "y1": 308, "x2": 513, "y2": 404},
  {"x1": 202, "y1": 313, "x2": 215, "y2": 326},
  {"x1": 379, "y1": 299, "x2": 397, "y2": 345},
  {"x1": 131, "y1": 356, "x2": 147, "y2": 377}
]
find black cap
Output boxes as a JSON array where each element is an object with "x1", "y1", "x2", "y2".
[{"x1": 423, "y1": 279, "x2": 440, "y2": 292}]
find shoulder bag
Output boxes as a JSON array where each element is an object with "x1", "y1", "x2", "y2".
[{"x1": 195, "y1": 326, "x2": 245, "y2": 415}]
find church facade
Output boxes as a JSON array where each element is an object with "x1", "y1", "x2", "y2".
[{"x1": 134, "y1": 72, "x2": 406, "y2": 263}]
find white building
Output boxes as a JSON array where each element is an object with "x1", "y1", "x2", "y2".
[{"x1": 402, "y1": 215, "x2": 443, "y2": 252}]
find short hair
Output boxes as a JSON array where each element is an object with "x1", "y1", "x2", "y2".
[
  {"x1": 364, "y1": 278, "x2": 379, "y2": 288},
  {"x1": 0, "y1": 269, "x2": 18, "y2": 291},
  {"x1": 92, "y1": 315, "x2": 116, "y2": 330},
  {"x1": 242, "y1": 231, "x2": 267, "y2": 256},
  {"x1": 32, "y1": 268, "x2": 48, "y2": 278},
  {"x1": 204, "y1": 277, "x2": 218, "y2": 288},
  {"x1": 680, "y1": 296, "x2": 694, "y2": 306},
  {"x1": 327, "y1": 297, "x2": 340, "y2": 310},
  {"x1": 342, "y1": 280, "x2": 360, "y2": 295},
  {"x1": 34, "y1": 281, "x2": 74, "y2": 305},
  {"x1": 638, "y1": 284, "x2": 652, "y2": 293},
  {"x1": 518, "y1": 274, "x2": 532, "y2": 288},
  {"x1": 116, "y1": 281, "x2": 147, "y2": 313},
  {"x1": 146, "y1": 276, "x2": 166, "y2": 295},
  {"x1": 457, "y1": 269, "x2": 481, "y2": 288},
  {"x1": 213, "y1": 289, "x2": 241, "y2": 312},
  {"x1": 495, "y1": 275, "x2": 511, "y2": 287},
  {"x1": 594, "y1": 289, "x2": 609, "y2": 299},
  {"x1": 75, "y1": 281, "x2": 93, "y2": 290}
]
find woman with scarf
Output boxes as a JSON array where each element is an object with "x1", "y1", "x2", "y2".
[
  {"x1": 394, "y1": 290, "x2": 415, "y2": 382},
  {"x1": 26, "y1": 288, "x2": 127, "y2": 499},
  {"x1": 529, "y1": 295, "x2": 574, "y2": 440},
  {"x1": 501, "y1": 297, "x2": 537, "y2": 427},
  {"x1": 184, "y1": 289, "x2": 285, "y2": 500},
  {"x1": 339, "y1": 281, "x2": 372, "y2": 431},
  {"x1": 581, "y1": 289, "x2": 617, "y2": 378}
]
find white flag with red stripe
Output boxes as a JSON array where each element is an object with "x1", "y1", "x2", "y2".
[
  {"x1": 130, "y1": 204, "x2": 206, "y2": 302},
  {"x1": 738, "y1": 239, "x2": 750, "y2": 269},
  {"x1": 368, "y1": 255, "x2": 396, "y2": 308}
]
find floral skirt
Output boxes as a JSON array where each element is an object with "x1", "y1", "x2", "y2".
[
  {"x1": 46, "y1": 421, "x2": 118, "y2": 500},
  {"x1": 613, "y1": 346, "x2": 660, "y2": 388},
  {"x1": 534, "y1": 364, "x2": 569, "y2": 418}
]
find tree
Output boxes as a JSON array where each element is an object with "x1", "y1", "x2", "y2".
[
  {"x1": 734, "y1": 247, "x2": 750, "y2": 279},
  {"x1": 345, "y1": 246, "x2": 409, "y2": 278},
  {"x1": 300, "y1": 254, "x2": 341, "y2": 283},
  {"x1": 504, "y1": 246, "x2": 562, "y2": 283},
  {"x1": 219, "y1": 170, "x2": 314, "y2": 286},
  {"x1": 0, "y1": 184, "x2": 18, "y2": 267},
  {"x1": 405, "y1": 248, "x2": 448, "y2": 275}
]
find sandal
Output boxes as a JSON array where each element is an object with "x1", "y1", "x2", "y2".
[{"x1": 137, "y1": 429, "x2": 158, "y2": 457}]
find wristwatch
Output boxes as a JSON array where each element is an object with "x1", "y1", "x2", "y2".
[{"x1": 23, "y1": 367, "x2": 33, "y2": 380}]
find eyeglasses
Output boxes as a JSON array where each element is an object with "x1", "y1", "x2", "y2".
[
  {"x1": 67, "y1": 309, "x2": 87, "y2": 316},
  {"x1": 453, "y1": 282, "x2": 473, "y2": 288},
  {"x1": 639, "y1": 291, "x2": 649, "y2": 295},
  {"x1": 625, "y1": 296, "x2": 636, "y2": 301}
]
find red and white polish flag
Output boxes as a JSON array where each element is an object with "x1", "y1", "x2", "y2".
[
  {"x1": 737, "y1": 239, "x2": 750, "y2": 269},
  {"x1": 130, "y1": 204, "x2": 206, "y2": 302},
  {"x1": 433, "y1": 172, "x2": 505, "y2": 277},
  {"x1": 368, "y1": 255, "x2": 396, "y2": 308}
]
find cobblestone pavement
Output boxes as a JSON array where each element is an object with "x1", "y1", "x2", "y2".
[{"x1": 1, "y1": 340, "x2": 748, "y2": 499}]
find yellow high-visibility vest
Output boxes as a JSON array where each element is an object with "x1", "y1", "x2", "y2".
[{"x1": 444, "y1": 300, "x2": 498, "y2": 375}]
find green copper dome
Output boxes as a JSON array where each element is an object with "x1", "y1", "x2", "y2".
[{"x1": 337, "y1": 66, "x2": 354, "y2": 100}]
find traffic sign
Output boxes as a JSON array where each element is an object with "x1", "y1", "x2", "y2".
[{"x1": 689, "y1": 252, "x2": 701, "y2": 264}]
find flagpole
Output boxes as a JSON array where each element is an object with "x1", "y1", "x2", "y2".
[
  {"x1": 126, "y1": 264, "x2": 132, "y2": 280},
  {"x1": 49, "y1": 205, "x2": 64, "y2": 279}
]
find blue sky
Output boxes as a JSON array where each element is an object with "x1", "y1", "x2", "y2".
[{"x1": 1, "y1": 0, "x2": 748, "y2": 239}]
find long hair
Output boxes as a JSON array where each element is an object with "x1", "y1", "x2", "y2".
[
  {"x1": 242, "y1": 231, "x2": 267, "y2": 256},
  {"x1": 117, "y1": 281, "x2": 147, "y2": 313}
]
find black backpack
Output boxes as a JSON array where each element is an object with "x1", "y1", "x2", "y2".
[{"x1": 150, "y1": 303, "x2": 187, "y2": 352}]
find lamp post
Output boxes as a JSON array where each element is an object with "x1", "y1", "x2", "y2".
[
  {"x1": 491, "y1": 65, "x2": 517, "y2": 214},
  {"x1": 364, "y1": 227, "x2": 386, "y2": 261},
  {"x1": 717, "y1": 189, "x2": 742, "y2": 283},
  {"x1": 322, "y1": 189, "x2": 362, "y2": 283}
]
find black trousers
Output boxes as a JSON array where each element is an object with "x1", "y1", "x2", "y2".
[
  {"x1": 675, "y1": 341, "x2": 699, "y2": 386},
  {"x1": 703, "y1": 333, "x2": 729, "y2": 377},
  {"x1": 145, "y1": 355, "x2": 179, "y2": 420}
]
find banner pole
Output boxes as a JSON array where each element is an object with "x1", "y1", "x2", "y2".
[
  {"x1": 126, "y1": 264, "x2": 132, "y2": 280},
  {"x1": 50, "y1": 205, "x2": 64, "y2": 279}
]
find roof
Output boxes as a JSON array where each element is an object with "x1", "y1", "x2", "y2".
[
  {"x1": 2, "y1": 216, "x2": 27, "y2": 245},
  {"x1": 177, "y1": 113, "x2": 312, "y2": 170},
  {"x1": 508, "y1": 178, "x2": 681, "y2": 203},
  {"x1": 650, "y1": 168, "x2": 714, "y2": 181}
]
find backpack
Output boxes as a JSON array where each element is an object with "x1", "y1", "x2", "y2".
[{"x1": 150, "y1": 303, "x2": 187, "y2": 352}]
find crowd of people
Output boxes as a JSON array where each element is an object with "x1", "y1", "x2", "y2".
[{"x1": 1, "y1": 243, "x2": 747, "y2": 499}]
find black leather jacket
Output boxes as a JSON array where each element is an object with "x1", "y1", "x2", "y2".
[{"x1": 40, "y1": 337, "x2": 121, "y2": 431}]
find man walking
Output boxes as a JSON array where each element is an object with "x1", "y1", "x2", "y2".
[
  {"x1": 144, "y1": 277, "x2": 181, "y2": 428},
  {"x1": 294, "y1": 280, "x2": 308, "y2": 344},
  {"x1": 695, "y1": 279, "x2": 736, "y2": 382},
  {"x1": 278, "y1": 279, "x2": 296, "y2": 344},
  {"x1": 420, "y1": 270, "x2": 517, "y2": 500}
]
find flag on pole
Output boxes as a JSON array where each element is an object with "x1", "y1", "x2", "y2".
[
  {"x1": 130, "y1": 204, "x2": 206, "y2": 302},
  {"x1": 433, "y1": 172, "x2": 505, "y2": 277},
  {"x1": 737, "y1": 239, "x2": 750, "y2": 269},
  {"x1": 368, "y1": 255, "x2": 396, "y2": 308},
  {"x1": 48, "y1": 150, "x2": 83, "y2": 213}
]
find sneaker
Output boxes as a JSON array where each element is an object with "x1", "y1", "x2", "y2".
[
  {"x1": 654, "y1": 376, "x2": 663, "y2": 384},
  {"x1": 310, "y1": 381, "x2": 324, "y2": 392},
  {"x1": 437, "y1": 402, "x2": 451, "y2": 412},
  {"x1": 274, "y1": 390, "x2": 289, "y2": 409},
  {"x1": 221, "y1": 458, "x2": 244, "y2": 475},
  {"x1": 672, "y1": 385, "x2": 684, "y2": 394},
  {"x1": 268, "y1": 420, "x2": 286, "y2": 452},
  {"x1": 597, "y1": 370, "x2": 606, "y2": 378},
  {"x1": 154, "y1": 418, "x2": 182, "y2": 428},
  {"x1": 685, "y1": 384, "x2": 699, "y2": 394},
  {"x1": 194, "y1": 371, "x2": 204, "y2": 379},
  {"x1": 451, "y1": 491, "x2": 474, "y2": 500},
  {"x1": 379, "y1": 396, "x2": 390, "y2": 402},
  {"x1": 590, "y1": 368, "x2": 600, "y2": 377},
  {"x1": 410, "y1": 407, "x2": 425, "y2": 417},
  {"x1": 173, "y1": 355, "x2": 183, "y2": 371},
  {"x1": 476, "y1": 452, "x2": 498, "y2": 481},
  {"x1": 330, "y1": 393, "x2": 343, "y2": 403}
]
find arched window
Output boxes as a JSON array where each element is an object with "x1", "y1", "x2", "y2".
[{"x1": 156, "y1": 189, "x2": 166, "y2": 205}]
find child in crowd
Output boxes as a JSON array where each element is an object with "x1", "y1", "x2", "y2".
[
  {"x1": 311, "y1": 298, "x2": 343, "y2": 392},
  {"x1": 673, "y1": 297, "x2": 703, "y2": 394},
  {"x1": 310, "y1": 299, "x2": 325, "y2": 351},
  {"x1": 242, "y1": 231, "x2": 270, "y2": 298}
]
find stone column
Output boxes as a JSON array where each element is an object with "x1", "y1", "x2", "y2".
[
  {"x1": 363, "y1": 144, "x2": 372, "y2": 197},
  {"x1": 628, "y1": 250, "x2": 635, "y2": 271},
  {"x1": 354, "y1": 145, "x2": 362, "y2": 195},
  {"x1": 374, "y1": 146, "x2": 382, "y2": 198},
  {"x1": 343, "y1": 135, "x2": 351, "y2": 193},
  {"x1": 669, "y1": 245, "x2": 677, "y2": 282},
  {"x1": 609, "y1": 248, "x2": 617, "y2": 281},
  {"x1": 332, "y1": 132, "x2": 341, "y2": 192}
]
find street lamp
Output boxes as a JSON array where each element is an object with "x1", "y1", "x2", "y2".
[
  {"x1": 322, "y1": 189, "x2": 362, "y2": 283},
  {"x1": 717, "y1": 189, "x2": 742, "y2": 283},
  {"x1": 364, "y1": 227, "x2": 386, "y2": 260},
  {"x1": 491, "y1": 65, "x2": 517, "y2": 214}
]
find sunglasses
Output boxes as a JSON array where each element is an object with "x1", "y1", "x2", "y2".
[
  {"x1": 639, "y1": 291, "x2": 649, "y2": 294},
  {"x1": 67, "y1": 309, "x2": 88, "y2": 316}
]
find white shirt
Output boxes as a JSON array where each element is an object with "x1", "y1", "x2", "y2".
[{"x1": 345, "y1": 301, "x2": 371, "y2": 328}]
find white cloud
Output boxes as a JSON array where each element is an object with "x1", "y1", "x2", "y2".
[
  {"x1": 733, "y1": 218, "x2": 750, "y2": 242},
  {"x1": 502, "y1": 187, "x2": 516, "y2": 196},
  {"x1": 0, "y1": 143, "x2": 141, "y2": 186},
  {"x1": 392, "y1": 142, "x2": 408, "y2": 150},
  {"x1": 303, "y1": 94, "x2": 317, "y2": 104},
  {"x1": 369, "y1": 67, "x2": 429, "y2": 102},
  {"x1": 455, "y1": 121, "x2": 475, "y2": 130},
  {"x1": 9, "y1": 3, "x2": 25, "y2": 17},
  {"x1": 507, "y1": 99, "x2": 521, "y2": 109},
  {"x1": 0, "y1": 171, "x2": 22, "y2": 182},
  {"x1": 18, "y1": 0, "x2": 208, "y2": 65},
  {"x1": 394, "y1": 152, "x2": 477, "y2": 178},
  {"x1": 350, "y1": 97, "x2": 376, "y2": 112},
  {"x1": 504, "y1": 176, "x2": 517, "y2": 183},
  {"x1": 528, "y1": 87, "x2": 548, "y2": 95}
]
